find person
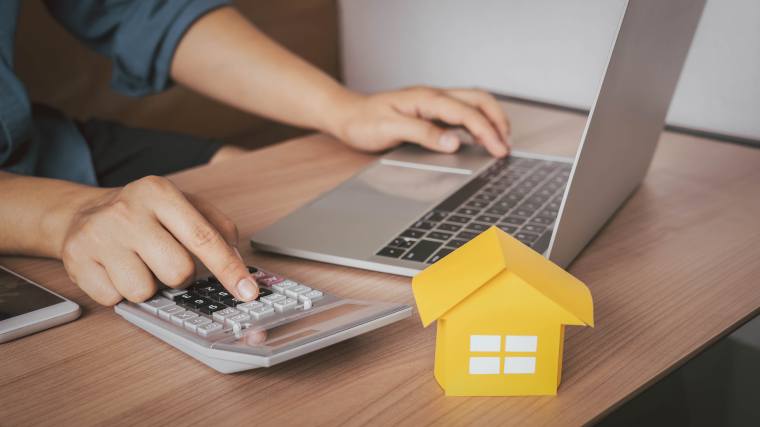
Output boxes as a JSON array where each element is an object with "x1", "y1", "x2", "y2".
[{"x1": 0, "y1": 1, "x2": 511, "y2": 306}]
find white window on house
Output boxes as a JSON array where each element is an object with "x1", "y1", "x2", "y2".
[{"x1": 468, "y1": 334, "x2": 538, "y2": 375}]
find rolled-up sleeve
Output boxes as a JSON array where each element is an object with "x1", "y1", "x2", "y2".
[{"x1": 44, "y1": 0, "x2": 231, "y2": 96}]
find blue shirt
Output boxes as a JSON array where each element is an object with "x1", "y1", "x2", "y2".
[{"x1": 0, "y1": 0, "x2": 229, "y2": 185}]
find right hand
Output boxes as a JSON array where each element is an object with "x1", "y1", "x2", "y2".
[{"x1": 60, "y1": 175, "x2": 259, "y2": 306}]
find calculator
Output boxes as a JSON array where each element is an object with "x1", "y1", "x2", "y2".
[{"x1": 115, "y1": 266, "x2": 411, "y2": 373}]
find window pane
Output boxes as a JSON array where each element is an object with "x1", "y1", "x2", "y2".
[
  {"x1": 504, "y1": 356, "x2": 536, "y2": 374},
  {"x1": 505, "y1": 335, "x2": 538, "y2": 352},
  {"x1": 469, "y1": 357, "x2": 500, "y2": 374},
  {"x1": 470, "y1": 335, "x2": 501, "y2": 352}
]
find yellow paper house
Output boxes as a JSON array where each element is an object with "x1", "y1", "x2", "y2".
[{"x1": 412, "y1": 226, "x2": 593, "y2": 396}]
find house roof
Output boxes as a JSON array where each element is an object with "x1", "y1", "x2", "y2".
[{"x1": 412, "y1": 226, "x2": 594, "y2": 327}]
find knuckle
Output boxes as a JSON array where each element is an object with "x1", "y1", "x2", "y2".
[
  {"x1": 190, "y1": 223, "x2": 221, "y2": 249},
  {"x1": 132, "y1": 175, "x2": 175, "y2": 195},
  {"x1": 125, "y1": 283, "x2": 156, "y2": 303},
  {"x1": 164, "y1": 259, "x2": 195, "y2": 287}
]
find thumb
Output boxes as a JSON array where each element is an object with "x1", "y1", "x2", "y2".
[{"x1": 391, "y1": 117, "x2": 461, "y2": 154}]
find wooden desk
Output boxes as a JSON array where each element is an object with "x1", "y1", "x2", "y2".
[{"x1": 3, "y1": 101, "x2": 760, "y2": 426}]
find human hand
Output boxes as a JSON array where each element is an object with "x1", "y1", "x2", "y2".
[
  {"x1": 59, "y1": 176, "x2": 258, "y2": 306},
  {"x1": 330, "y1": 87, "x2": 511, "y2": 157}
]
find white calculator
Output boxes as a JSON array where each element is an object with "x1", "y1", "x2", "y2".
[{"x1": 115, "y1": 265, "x2": 411, "y2": 373}]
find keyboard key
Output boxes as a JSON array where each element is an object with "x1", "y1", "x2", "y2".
[
  {"x1": 497, "y1": 224, "x2": 518, "y2": 234},
  {"x1": 539, "y1": 209, "x2": 559, "y2": 218},
  {"x1": 197, "y1": 322, "x2": 223, "y2": 337},
  {"x1": 530, "y1": 216, "x2": 554, "y2": 225},
  {"x1": 502, "y1": 216, "x2": 527, "y2": 225},
  {"x1": 475, "y1": 215, "x2": 500, "y2": 224},
  {"x1": 211, "y1": 290, "x2": 232, "y2": 303},
  {"x1": 158, "y1": 304, "x2": 184, "y2": 320},
  {"x1": 184, "y1": 316, "x2": 212, "y2": 333},
  {"x1": 412, "y1": 220, "x2": 435, "y2": 230},
  {"x1": 427, "y1": 231, "x2": 452, "y2": 241},
  {"x1": 437, "y1": 223, "x2": 461, "y2": 232},
  {"x1": 402, "y1": 240, "x2": 443, "y2": 262},
  {"x1": 250, "y1": 305, "x2": 275, "y2": 320},
  {"x1": 512, "y1": 209, "x2": 534, "y2": 218},
  {"x1": 522, "y1": 224, "x2": 546, "y2": 233},
  {"x1": 400, "y1": 229, "x2": 425, "y2": 239},
  {"x1": 139, "y1": 297, "x2": 175, "y2": 314},
  {"x1": 527, "y1": 195, "x2": 550, "y2": 205},
  {"x1": 390, "y1": 237, "x2": 416, "y2": 248},
  {"x1": 457, "y1": 208, "x2": 479, "y2": 216},
  {"x1": 447, "y1": 215, "x2": 471, "y2": 224},
  {"x1": 190, "y1": 297, "x2": 208, "y2": 310},
  {"x1": 474, "y1": 193, "x2": 497, "y2": 202},
  {"x1": 424, "y1": 211, "x2": 448, "y2": 222},
  {"x1": 257, "y1": 287, "x2": 273, "y2": 298},
  {"x1": 428, "y1": 248, "x2": 454, "y2": 263},
  {"x1": 466, "y1": 200, "x2": 488, "y2": 208},
  {"x1": 445, "y1": 239, "x2": 468, "y2": 249},
  {"x1": 377, "y1": 246, "x2": 405, "y2": 258},
  {"x1": 171, "y1": 311, "x2": 198, "y2": 326},
  {"x1": 466, "y1": 222, "x2": 489, "y2": 232},
  {"x1": 457, "y1": 231, "x2": 480, "y2": 240},
  {"x1": 486, "y1": 207, "x2": 508, "y2": 216},
  {"x1": 515, "y1": 232, "x2": 540, "y2": 244},
  {"x1": 193, "y1": 284, "x2": 219, "y2": 297},
  {"x1": 273, "y1": 298, "x2": 298, "y2": 313}
]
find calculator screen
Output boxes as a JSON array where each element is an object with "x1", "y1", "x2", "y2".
[{"x1": 0, "y1": 269, "x2": 63, "y2": 320}]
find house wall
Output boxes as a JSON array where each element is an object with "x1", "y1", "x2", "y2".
[{"x1": 438, "y1": 272, "x2": 564, "y2": 396}]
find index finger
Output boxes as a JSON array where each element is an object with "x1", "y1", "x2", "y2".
[{"x1": 148, "y1": 185, "x2": 259, "y2": 301}]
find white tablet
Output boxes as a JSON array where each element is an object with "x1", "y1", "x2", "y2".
[{"x1": 0, "y1": 266, "x2": 80, "y2": 343}]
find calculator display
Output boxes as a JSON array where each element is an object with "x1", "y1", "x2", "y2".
[{"x1": 0, "y1": 269, "x2": 63, "y2": 321}]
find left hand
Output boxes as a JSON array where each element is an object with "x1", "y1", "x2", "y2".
[{"x1": 330, "y1": 87, "x2": 511, "y2": 157}]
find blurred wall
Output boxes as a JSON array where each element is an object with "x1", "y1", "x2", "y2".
[
  {"x1": 14, "y1": 0, "x2": 340, "y2": 147},
  {"x1": 340, "y1": 0, "x2": 760, "y2": 144}
]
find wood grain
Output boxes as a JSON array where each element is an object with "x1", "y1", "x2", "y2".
[{"x1": 2, "y1": 101, "x2": 760, "y2": 426}]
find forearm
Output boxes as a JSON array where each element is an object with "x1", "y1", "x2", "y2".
[
  {"x1": 0, "y1": 171, "x2": 106, "y2": 258},
  {"x1": 170, "y1": 7, "x2": 357, "y2": 137}
]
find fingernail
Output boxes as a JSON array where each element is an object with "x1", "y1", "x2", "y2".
[
  {"x1": 438, "y1": 131, "x2": 459, "y2": 151},
  {"x1": 237, "y1": 277, "x2": 258, "y2": 301}
]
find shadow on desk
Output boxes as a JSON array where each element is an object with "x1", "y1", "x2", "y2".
[{"x1": 598, "y1": 314, "x2": 760, "y2": 426}]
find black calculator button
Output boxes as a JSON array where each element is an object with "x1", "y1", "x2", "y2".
[
  {"x1": 247, "y1": 266, "x2": 258, "y2": 274},
  {"x1": 377, "y1": 246, "x2": 405, "y2": 258},
  {"x1": 176, "y1": 292, "x2": 195, "y2": 304},
  {"x1": 201, "y1": 302, "x2": 224, "y2": 315},
  {"x1": 257, "y1": 287, "x2": 273, "y2": 298}
]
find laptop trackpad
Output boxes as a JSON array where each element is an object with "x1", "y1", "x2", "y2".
[{"x1": 251, "y1": 162, "x2": 471, "y2": 257}]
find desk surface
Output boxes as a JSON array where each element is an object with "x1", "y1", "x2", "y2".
[{"x1": 2, "y1": 101, "x2": 760, "y2": 426}]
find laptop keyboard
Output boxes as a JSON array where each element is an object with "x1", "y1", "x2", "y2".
[{"x1": 376, "y1": 157, "x2": 571, "y2": 264}]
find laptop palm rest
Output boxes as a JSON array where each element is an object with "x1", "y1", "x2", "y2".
[{"x1": 251, "y1": 161, "x2": 473, "y2": 260}]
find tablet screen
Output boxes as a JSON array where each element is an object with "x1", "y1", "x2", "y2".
[{"x1": 0, "y1": 269, "x2": 63, "y2": 320}]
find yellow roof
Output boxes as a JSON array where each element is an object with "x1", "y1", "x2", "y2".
[{"x1": 412, "y1": 226, "x2": 594, "y2": 327}]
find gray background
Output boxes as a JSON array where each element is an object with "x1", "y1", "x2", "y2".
[{"x1": 340, "y1": 0, "x2": 760, "y2": 143}]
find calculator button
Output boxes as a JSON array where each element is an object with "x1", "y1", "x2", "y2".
[
  {"x1": 237, "y1": 301, "x2": 264, "y2": 313},
  {"x1": 158, "y1": 305, "x2": 185, "y2": 320},
  {"x1": 161, "y1": 288, "x2": 187, "y2": 300},
  {"x1": 212, "y1": 307, "x2": 241, "y2": 323},
  {"x1": 285, "y1": 285, "x2": 311, "y2": 298},
  {"x1": 226, "y1": 313, "x2": 252, "y2": 327},
  {"x1": 175, "y1": 292, "x2": 195, "y2": 305},
  {"x1": 260, "y1": 294, "x2": 286, "y2": 305},
  {"x1": 184, "y1": 316, "x2": 212, "y2": 332},
  {"x1": 200, "y1": 302, "x2": 224, "y2": 315},
  {"x1": 140, "y1": 297, "x2": 175, "y2": 314},
  {"x1": 171, "y1": 311, "x2": 198, "y2": 326},
  {"x1": 272, "y1": 280, "x2": 298, "y2": 293},
  {"x1": 250, "y1": 305, "x2": 275, "y2": 320},
  {"x1": 273, "y1": 298, "x2": 298, "y2": 313},
  {"x1": 300, "y1": 290, "x2": 323, "y2": 301},
  {"x1": 211, "y1": 290, "x2": 232, "y2": 303},
  {"x1": 197, "y1": 322, "x2": 224, "y2": 337}
]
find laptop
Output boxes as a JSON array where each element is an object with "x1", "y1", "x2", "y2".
[{"x1": 251, "y1": 0, "x2": 706, "y2": 275}]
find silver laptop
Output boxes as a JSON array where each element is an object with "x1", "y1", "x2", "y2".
[{"x1": 251, "y1": 0, "x2": 706, "y2": 275}]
